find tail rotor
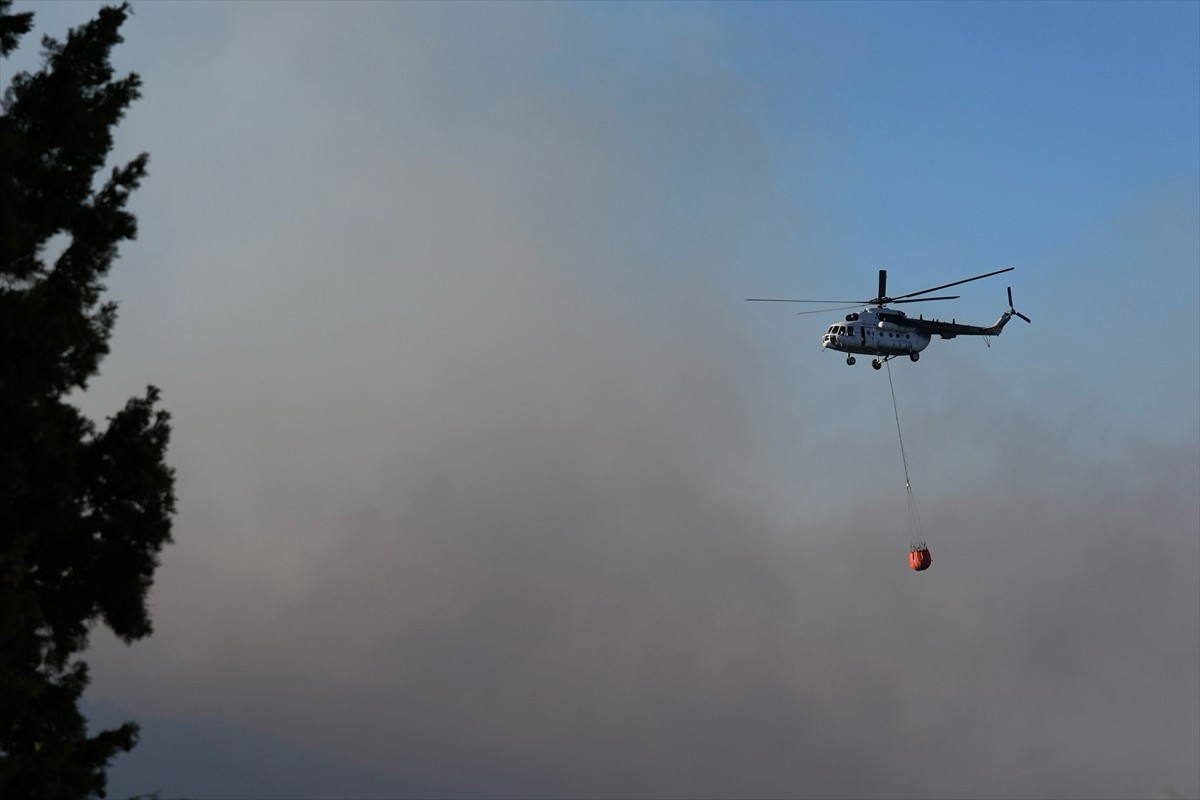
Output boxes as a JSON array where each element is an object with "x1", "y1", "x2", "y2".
[{"x1": 1007, "y1": 287, "x2": 1031, "y2": 323}]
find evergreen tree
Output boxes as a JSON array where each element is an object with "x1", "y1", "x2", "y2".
[{"x1": 0, "y1": 3, "x2": 175, "y2": 796}]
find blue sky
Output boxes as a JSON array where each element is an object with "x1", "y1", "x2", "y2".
[
  {"x1": 5, "y1": 2, "x2": 1198, "y2": 798},
  {"x1": 730, "y1": 1, "x2": 1199, "y2": 256},
  {"x1": 721, "y1": 0, "x2": 1200, "y2": 449}
]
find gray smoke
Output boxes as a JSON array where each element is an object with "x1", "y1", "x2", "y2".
[{"x1": 70, "y1": 3, "x2": 1200, "y2": 798}]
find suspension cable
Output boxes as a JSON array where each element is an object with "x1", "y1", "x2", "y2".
[{"x1": 885, "y1": 360, "x2": 925, "y2": 549}]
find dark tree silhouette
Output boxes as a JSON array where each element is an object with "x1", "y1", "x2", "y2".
[{"x1": 0, "y1": 3, "x2": 175, "y2": 796}]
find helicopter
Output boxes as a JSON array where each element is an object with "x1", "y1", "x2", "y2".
[{"x1": 747, "y1": 266, "x2": 1030, "y2": 369}]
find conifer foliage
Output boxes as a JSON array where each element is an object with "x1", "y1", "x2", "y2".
[{"x1": 0, "y1": 3, "x2": 175, "y2": 795}]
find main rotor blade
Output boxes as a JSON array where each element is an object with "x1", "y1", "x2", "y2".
[
  {"x1": 795, "y1": 304, "x2": 864, "y2": 316},
  {"x1": 745, "y1": 298, "x2": 864, "y2": 304},
  {"x1": 889, "y1": 266, "x2": 1014, "y2": 302},
  {"x1": 890, "y1": 295, "x2": 959, "y2": 304}
]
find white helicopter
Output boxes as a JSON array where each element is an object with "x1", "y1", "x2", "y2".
[{"x1": 747, "y1": 267, "x2": 1030, "y2": 369}]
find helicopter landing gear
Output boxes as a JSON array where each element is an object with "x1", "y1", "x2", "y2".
[
  {"x1": 873, "y1": 354, "x2": 910, "y2": 370},
  {"x1": 847, "y1": 356, "x2": 856, "y2": 366}
]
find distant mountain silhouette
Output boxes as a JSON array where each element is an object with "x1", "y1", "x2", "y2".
[{"x1": 84, "y1": 700, "x2": 454, "y2": 800}]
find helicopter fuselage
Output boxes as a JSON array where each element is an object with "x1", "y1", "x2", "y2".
[{"x1": 822, "y1": 308, "x2": 932, "y2": 358}]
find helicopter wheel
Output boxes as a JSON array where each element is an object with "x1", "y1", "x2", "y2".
[
  {"x1": 909, "y1": 352, "x2": 920, "y2": 362},
  {"x1": 847, "y1": 356, "x2": 856, "y2": 366},
  {"x1": 872, "y1": 359, "x2": 882, "y2": 370}
]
